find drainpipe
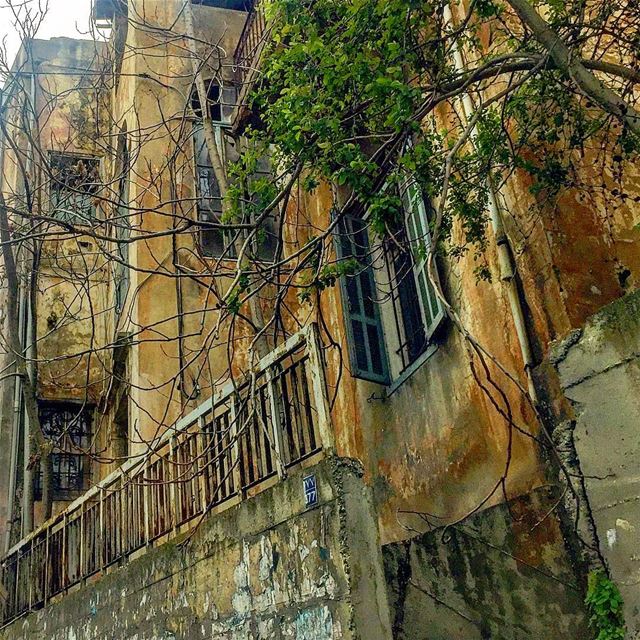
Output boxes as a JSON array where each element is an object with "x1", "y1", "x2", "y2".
[
  {"x1": 9, "y1": 268, "x2": 27, "y2": 546},
  {"x1": 444, "y1": 5, "x2": 538, "y2": 404}
]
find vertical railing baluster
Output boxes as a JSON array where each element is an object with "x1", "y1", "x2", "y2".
[
  {"x1": 229, "y1": 394, "x2": 243, "y2": 499},
  {"x1": 79, "y1": 504, "x2": 85, "y2": 581},
  {"x1": 169, "y1": 438, "x2": 178, "y2": 531},
  {"x1": 266, "y1": 365, "x2": 287, "y2": 478},
  {"x1": 305, "y1": 324, "x2": 333, "y2": 452},
  {"x1": 62, "y1": 512, "x2": 68, "y2": 592},
  {"x1": 27, "y1": 542, "x2": 32, "y2": 612},
  {"x1": 143, "y1": 459, "x2": 150, "y2": 546},
  {"x1": 120, "y1": 476, "x2": 128, "y2": 560},
  {"x1": 44, "y1": 527, "x2": 50, "y2": 605},
  {"x1": 98, "y1": 487, "x2": 105, "y2": 571},
  {"x1": 14, "y1": 554, "x2": 19, "y2": 619},
  {"x1": 197, "y1": 417, "x2": 208, "y2": 516}
]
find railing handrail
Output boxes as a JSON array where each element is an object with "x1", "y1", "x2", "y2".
[
  {"x1": 2, "y1": 324, "x2": 318, "y2": 560},
  {"x1": 234, "y1": 1, "x2": 260, "y2": 65}
]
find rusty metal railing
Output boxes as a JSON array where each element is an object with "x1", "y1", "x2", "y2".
[
  {"x1": 0, "y1": 324, "x2": 331, "y2": 626},
  {"x1": 234, "y1": 0, "x2": 268, "y2": 77},
  {"x1": 233, "y1": 0, "x2": 270, "y2": 113}
]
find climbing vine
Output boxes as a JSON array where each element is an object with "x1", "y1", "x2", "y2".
[{"x1": 585, "y1": 571, "x2": 626, "y2": 640}]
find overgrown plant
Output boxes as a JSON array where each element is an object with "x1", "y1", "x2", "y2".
[
  {"x1": 237, "y1": 0, "x2": 640, "y2": 266},
  {"x1": 585, "y1": 571, "x2": 626, "y2": 640}
]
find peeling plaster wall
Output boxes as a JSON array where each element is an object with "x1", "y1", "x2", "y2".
[
  {"x1": 0, "y1": 458, "x2": 392, "y2": 640},
  {"x1": 108, "y1": 0, "x2": 252, "y2": 449},
  {"x1": 551, "y1": 289, "x2": 640, "y2": 637},
  {"x1": 383, "y1": 488, "x2": 590, "y2": 640}
]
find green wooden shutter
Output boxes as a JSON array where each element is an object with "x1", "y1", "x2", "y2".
[
  {"x1": 402, "y1": 179, "x2": 445, "y2": 339},
  {"x1": 336, "y1": 214, "x2": 389, "y2": 383}
]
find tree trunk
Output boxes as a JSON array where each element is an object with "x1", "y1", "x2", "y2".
[
  {"x1": 506, "y1": 0, "x2": 640, "y2": 135},
  {"x1": 0, "y1": 195, "x2": 52, "y2": 533}
]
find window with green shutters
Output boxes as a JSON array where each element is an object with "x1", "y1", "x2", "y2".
[
  {"x1": 402, "y1": 178, "x2": 445, "y2": 338},
  {"x1": 336, "y1": 177, "x2": 445, "y2": 385},
  {"x1": 336, "y1": 213, "x2": 389, "y2": 383}
]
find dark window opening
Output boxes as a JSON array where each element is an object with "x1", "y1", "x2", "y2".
[
  {"x1": 192, "y1": 81, "x2": 222, "y2": 122},
  {"x1": 191, "y1": 80, "x2": 239, "y2": 124},
  {"x1": 109, "y1": 335, "x2": 130, "y2": 471},
  {"x1": 115, "y1": 133, "x2": 130, "y2": 313},
  {"x1": 111, "y1": 392, "x2": 129, "y2": 469},
  {"x1": 34, "y1": 402, "x2": 93, "y2": 501},
  {"x1": 383, "y1": 221, "x2": 428, "y2": 372},
  {"x1": 194, "y1": 125, "x2": 277, "y2": 260},
  {"x1": 49, "y1": 153, "x2": 101, "y2": 224}
]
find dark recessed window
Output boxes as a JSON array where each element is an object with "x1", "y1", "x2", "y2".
[
  {"x1": 34, "y1": 402, "x2": 93, "y2": 501},
  {"x1": 49, "y1": 153, "x2": 101, "y2": 224}
]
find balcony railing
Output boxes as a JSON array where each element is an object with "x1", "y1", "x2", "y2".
[
  {"x1": 233, "y1": 0, "x2": 269, "y2": 118},
  {"x1": 0, "y1": 324, "x2": 331, "y2": 626}
]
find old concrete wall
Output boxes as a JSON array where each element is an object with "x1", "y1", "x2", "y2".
[
  {"x1": 552, "y1": 288, "x2": 640, "y2": 637},
  {"x1": 0, "y1": 457, "x2": 392, "y2": 640},
  {"x1": 383, "y1": 488, "x2": 590, "y2": 640}
]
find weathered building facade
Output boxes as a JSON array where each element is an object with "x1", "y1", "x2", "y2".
[{"x1": 0, "y1": 0, "x2": 638, "y2": 638}]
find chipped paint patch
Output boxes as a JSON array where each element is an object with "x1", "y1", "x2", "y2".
[{"x1": 294, "y1": 606, "x2": 334, "y2": 639}]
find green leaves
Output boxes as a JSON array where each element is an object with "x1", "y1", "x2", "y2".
[
  {"x1": 586, "y1": 571, "x2": 626, "y2": 640},
  {"x1": 298, "y1": 258, "x2": 361, "y2": 303},
  {"x1": 227, "y1": 272, "x2": 250, "y2": 315},
  {"x1": 241, "y1": 0, "x2": 639, "y2": 272}
]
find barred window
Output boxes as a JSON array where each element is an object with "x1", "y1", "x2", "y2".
[
  {"x1": 34, "y1": 402, "x2": 93, "y2": 500},
  {"x1": 49, "y1": 153, "x2": 101, "y2": 224}
]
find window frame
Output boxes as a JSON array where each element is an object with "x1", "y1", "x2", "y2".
[
  {"x1": 34, "y1": 401, "x2": 93, "y2": 502},
  {"x1": 335, "y1": 213, "x2": 390, "y2": 384},
  {"x1": 47, "y1": 151, "x2": 102, "y2": 225},
  {"x1": 193, "y1": 118, "x2": 279, "y2": 262},
  {"x1": 336, "y1": 176, "x2": 445, "y2": 386}
]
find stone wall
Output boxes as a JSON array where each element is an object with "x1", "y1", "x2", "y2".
[
  {"x1": 552, "y1": 288, "x2": 640, "y2": 638},
  {"x1": 0, "y1": 458, "x2": 392, "y2": 640},
  {"x1": 383, "y1": 488, "x2": 589, "y2": 640}
]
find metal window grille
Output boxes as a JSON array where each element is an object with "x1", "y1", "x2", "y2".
[
  {"x1": 34, "y1": 402, "x2": 93, "y2": 500},
  {"x1": 49, "y1": 153, "x2": 100, "y2": 224}
]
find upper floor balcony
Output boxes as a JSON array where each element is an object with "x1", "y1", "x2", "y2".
[
  {"x1": 0, "y1": 325, "x2": 331, "y2": 627},
  {"x1": 92, "y1": 0, "x2": 268, "y2": 129},
  {"x1": 233, "y1": 0, "x2": 269, "y2": 120}
]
